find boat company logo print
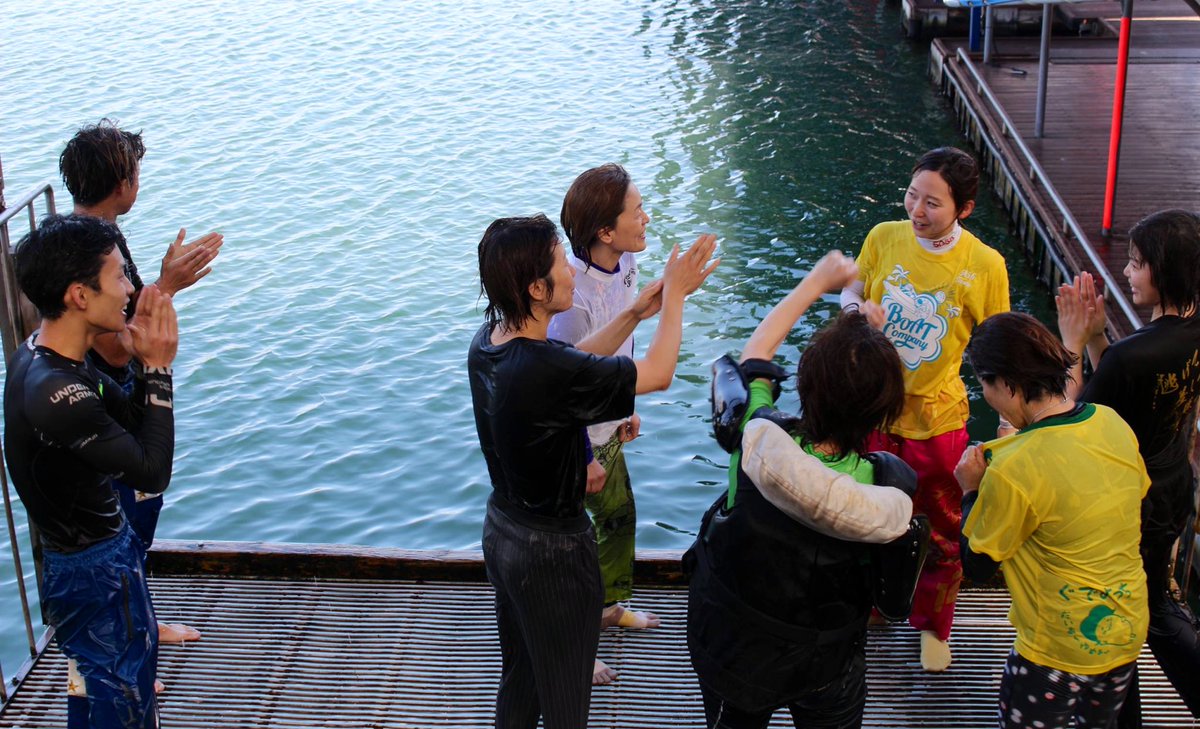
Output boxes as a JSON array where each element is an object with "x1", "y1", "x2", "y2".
[{"x1": 880, "y1": 279, "x2": 949, "y2": 370}]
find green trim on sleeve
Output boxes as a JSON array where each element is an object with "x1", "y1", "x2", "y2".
[
  {"x1": 727, "y1": 451, "x2": 740, "y2": 510},
  {"x1": 728, "y1": 379, "x2": 778, "y2": 509},
  {"x1": 738, "y1": 379, "x2": 777, "y2": 431}
]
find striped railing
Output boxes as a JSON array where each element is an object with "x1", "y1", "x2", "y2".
[
  {"x1": 950, "y1": 46, "x2": 1142, "y2": 334},
  {"x1": 0, "y1": 181, "x2": 56, "y2": 705}
]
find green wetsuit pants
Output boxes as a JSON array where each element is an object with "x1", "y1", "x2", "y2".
[{"x1": 586, "y1": 434, "x2": 636, "y2": 605}]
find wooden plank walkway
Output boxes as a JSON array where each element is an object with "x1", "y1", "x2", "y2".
[
  {"x1": 929, "y1": 3, "x2": 1200, "y2": 338},
  {"x1": 1057, "y1": 0, "x2": 1200, "y2": 36},
  {"x1": 0, "y1": 578, "x2": 1193, "y2": 728}
]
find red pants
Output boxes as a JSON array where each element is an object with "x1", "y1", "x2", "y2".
[{"x1": 866, "y1": 427, "x2": 968, "y2": 641}]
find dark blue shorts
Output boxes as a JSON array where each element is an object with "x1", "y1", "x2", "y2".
[
  {"x1": 43, "y1": 525, "x2": 159, "y2": 728},
  {"x1": 115, "y1": 481, "x2": 163, "y2": 556}
]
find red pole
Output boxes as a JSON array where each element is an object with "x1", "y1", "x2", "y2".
[{"x1": 1101, "y1": 0, "x2": 1134, "y2": 237}]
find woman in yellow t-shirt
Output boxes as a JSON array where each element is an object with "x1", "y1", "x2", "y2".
[
  {"x1": 955, "y1": 313, "x2": 1149, "y2": 729},
  {"x1": 841, "y1": 147, "x2": 1010, "y2": 671}
]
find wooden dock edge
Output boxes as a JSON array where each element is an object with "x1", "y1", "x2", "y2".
[
  {"x1": 147, "y1": 539, "x2": 690, "y2": 584},
  {"x1": 147, "y1": 539, "x2": 1002, "y2": 589},
  {"x1": 928, "y1": 39, "x2": 1136, "y2": 340}
]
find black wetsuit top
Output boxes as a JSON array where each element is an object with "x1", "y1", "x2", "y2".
[
  {"x1": 685, "y1": 430, "x2": 877, "y2": 712},
  {"x1": 467, "y1": 324, "x2": 636, "y2": 524},
  {"x1": 3, "y1": 335, "x2": 174, "y2": 553},
  {"x1": 1082, "y1": 315, "x2": 1200, "y2": 478}
]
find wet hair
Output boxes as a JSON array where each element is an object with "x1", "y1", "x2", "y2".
[
  {"x1": 965, "y1": 312, "x2": 1077, "y2": 402},
  {"x1": 478, "y1": 214, "x2": 560, "y2": 333},
  {"x1": 560, "y1": 163, "x2": 632, "y2": 268},
  {"x1": 59, "y1": 119, "x2": 145, "y2": 207},
  {"x1": 15, "y1": 214, "x2": 124, "y2": 320},
  {"x1": 796, "y1": 312, "x2": 905, "y2": 456},
  {"x1": 1128, "y1": 209, "x2": 1200, "y2": 316},
  {"x1": 912, "y1": 147, "x2": 978, "y2": 213}
]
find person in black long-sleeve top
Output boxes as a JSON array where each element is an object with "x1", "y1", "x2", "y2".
[
  {"x1": 469, "y1": 214, "x2": 716, "y2": 729},
  {"x1": 4, "y1": 214, "x2": 178, "y2": 729},
  {"x1": 1056, "y1": 209, "x2": 1200, "y2": 725},
  {"x1": 59, "y1": 119, "x2": 220, "y2": 651}
]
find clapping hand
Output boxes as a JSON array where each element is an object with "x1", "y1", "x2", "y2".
[
  {"x1": 1055, "y1": 271, "x2": 1105, "y2": 350},
  {"x1": 158, "y1": 229, "x2": 223, "y2": 296},
  {"x1": 662, "y1": 233, "x2": 720, "y2": 300},
  {"x1": 630, "y1": 279, "x2": 664, "y2": 321},
  {"x1": 124, "y1": 285, "x2": 178, "y2": 370}
]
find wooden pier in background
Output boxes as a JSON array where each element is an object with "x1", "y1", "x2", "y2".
[
  {"x1": 928, "y1": 0, "x2": 1200, "y2": 339},
  {"x1": 904, "y1": 0, "x2": 1200, "y2": 38}
]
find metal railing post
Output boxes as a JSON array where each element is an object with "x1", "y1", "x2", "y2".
[
  {"x1": 0, "y1": 184, "x2": 53, "y2": 356},
  {"x1": 983, "y1": 3, "x2": 996, "y2": 64},
  {"x1": 0, "y1": 179, "x2": 57, "y2": 706},
  {"x1": 953, "y1": 48, "x2": 1142, "y2": 333},
  {"x1": 1034, "y1": 3, "x2": 1052, "y2": 138},
  {"x1": 0, "y1": 444, "x2": 36, "y2": 658},
  {"x1": 969, "y1": 6, "x2": 983, "y2": 52}
]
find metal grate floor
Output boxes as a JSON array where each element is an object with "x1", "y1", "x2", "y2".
[{"x1": 1, "y1": 578, "x2": 1194, "y2": 728}]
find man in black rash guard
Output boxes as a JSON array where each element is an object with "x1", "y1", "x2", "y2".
[
  {"x1": 59, "y1": 119, "x2": 219, "y2": 651},
  {"x1": 470, "y1": 214, "x2": 716, "y2": 729},
  {"x1": 4, "y1": 214, "x2": 178, "y2": 729}
]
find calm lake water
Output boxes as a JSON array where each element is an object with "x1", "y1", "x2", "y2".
[{"x1": 0, "y1": 0, "x2": 1053, "y2": 673}]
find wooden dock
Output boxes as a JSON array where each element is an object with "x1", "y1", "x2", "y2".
[
  {"x1": 928, "y1": 0, "x2": 1200, "y2": 338},
  {"x1": 903, "y1": 0, "x2": 1048, "y2": 39},
  {"x1": 903, "y1": 0, "x2": 1200, "y2": 38},
  {"x1": 0, "y1": 543, "x2": 1193, "y2": 728}
]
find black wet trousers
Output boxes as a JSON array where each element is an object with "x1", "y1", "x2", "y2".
[
  {"x1": 483, "y1": 497, "x2": 602, "y2": 729},
  {"x1": 698, "y1": 651, "x2": 867, "y2": 729},
  {"x1": 1118, "y1": 467, "x2": 1200, "y2": 727}
]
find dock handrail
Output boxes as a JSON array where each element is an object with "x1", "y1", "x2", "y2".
[
  {"x1": 0, "y1": 183, "x2": 53, "y2": 356},
  {"x1": 953, "y1": 46, "x2": 1142, "y2": 333},
  {"x1": 0, "y1": 181, "x2": 55, "y2": 705}
]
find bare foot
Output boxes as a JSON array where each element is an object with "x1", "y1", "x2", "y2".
[
  {"x1": 592, "y1": 659, "x2": 617, "y2": 685},
  {"x1": 920, "y1": 630, "x2": 952, "y2": 672},
  {"x1": 159, "y1": 622, "x2": 201, "y2": 643},
  {"x1": 601, "y1": 604, "x2": 661, "y2": 630},
  {"x1": 154, "y1": 679, "x2": 165, "y2": 694}
]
